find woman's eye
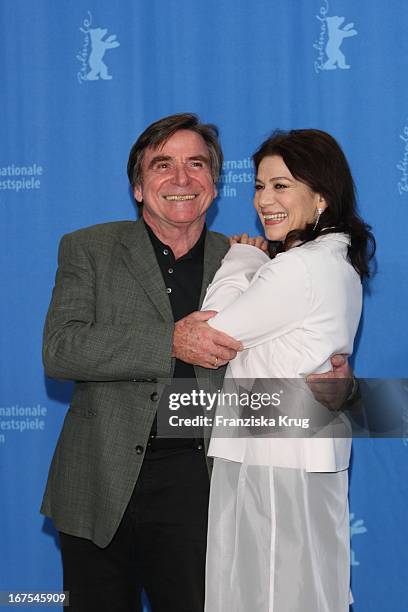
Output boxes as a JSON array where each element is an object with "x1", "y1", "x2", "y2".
[
  {"x1": 255, "y1": 184, "x2": 264, "y2": 191},
  {"x1": 274, "y1": 183, "x2": 287, "y2": 190}
]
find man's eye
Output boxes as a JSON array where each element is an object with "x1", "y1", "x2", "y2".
[
  {"x1": 191, "y1": 161, "x2": 204, "y2": 168},
  {"x1": 155, "y1": 162, "x2": 169, "y2": 170}
]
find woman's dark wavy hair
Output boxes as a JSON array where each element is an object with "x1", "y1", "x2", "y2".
[{"x1": 253, "y1": 129, "x2": 375, "y2": 279}]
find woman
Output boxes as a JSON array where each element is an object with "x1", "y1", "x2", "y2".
[{"x1": 203, "y1": 129, "x2": 375, "y2": 612}]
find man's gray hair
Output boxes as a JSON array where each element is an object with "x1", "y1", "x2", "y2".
[{"x1": 127, "y1": 112, "x2": 223, "y2": 188}]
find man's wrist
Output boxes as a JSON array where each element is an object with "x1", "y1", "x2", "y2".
[{"x1": 345, "y1": 376, "x2": 360, "y2": 406}]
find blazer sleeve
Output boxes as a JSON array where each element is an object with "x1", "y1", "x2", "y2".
[
  {"x1": 207, "y1": 248, "x2": 312, "y2": 349},
  {"x1": 202, "y1": 244, "x2": 270, "y2": 312},
  {"x1": 43, "y1": 233, "x2": 174, "y2": 382}
]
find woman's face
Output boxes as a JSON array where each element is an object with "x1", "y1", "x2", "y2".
[{"x1": 254, "y1": 155, "x2": 325, "y2": 241}]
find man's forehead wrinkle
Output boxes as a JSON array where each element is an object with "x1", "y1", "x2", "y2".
[
  {"x1": 147, "y1": 153, "x2": 210, "y2": 169},
  {"x1": 151, "y1": 134, "x2": 209, "y2": 156},
  {"x1": 189, "y1": 154, "x2": 210, "y2": 161}
]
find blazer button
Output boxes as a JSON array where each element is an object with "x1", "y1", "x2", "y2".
[
  {"x1": 135, "y1": 445, "x2": 144, "y2": 455},
  {"x1": 150, "y1": 392, "x2": 159, "y2": 401}
]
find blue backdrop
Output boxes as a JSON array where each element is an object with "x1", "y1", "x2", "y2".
[{"x1": 1, "y1": 1, "x2": 407, "y2": 610}]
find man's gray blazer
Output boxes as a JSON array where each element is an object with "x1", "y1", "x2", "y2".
[{"x1": 41, "y1": 219, "x2": 228, "y2": 548}]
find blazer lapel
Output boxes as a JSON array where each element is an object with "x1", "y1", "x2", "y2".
[
  {"x1": 199, "y1": 231, "x2": 229, "y2": 307},
  {"x1": 120, "y1": 222, "x2": 228, "y2": 328},
  {"x1": 120, "y1": 220, "x2": 173, "y2": 322}
]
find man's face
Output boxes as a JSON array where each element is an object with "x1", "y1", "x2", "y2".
[{"x1": 134, "y1": 130, "x2": 217, "y2": 231}]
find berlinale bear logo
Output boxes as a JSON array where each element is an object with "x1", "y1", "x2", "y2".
[
  {"x1": 77, "y1": 12, "x2": 120, "y2": 83},
  {"x1": 314, "y1": 2, "x2": 358, "y2": 73},
  {"x1": 323, "y1": 16, "x2": 357, "y2": 70},
  {"x1": 350, "y1": 513, "x2": 367, "y2": 566},
  {"x1": 87, "y1": 27, "x2": 120, "y2": 80}
]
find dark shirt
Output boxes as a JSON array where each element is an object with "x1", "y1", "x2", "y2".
[{"x1": 144, "y1": 221, "x2": 206, "y2": 446}]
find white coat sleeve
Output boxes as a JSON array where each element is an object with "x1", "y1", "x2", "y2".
[
  {"x1": 207, "y1": 249, "x2": 312, "y2": 349},
  {"x1": 202, "y1": 244, "x2": 270, "y2": 312}
]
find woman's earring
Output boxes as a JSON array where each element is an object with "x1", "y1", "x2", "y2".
[{"x1": 313, "y1": 207, "x2": 324, "y2": 231}]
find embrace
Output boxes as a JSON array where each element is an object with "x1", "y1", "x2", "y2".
[{"x1": 42, "y1": 113, "x2": 374, "y2": 611}]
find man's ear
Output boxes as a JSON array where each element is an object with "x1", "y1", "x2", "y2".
[{"x1": 133, "y1": 185, "x2": 143, "y2": 203}]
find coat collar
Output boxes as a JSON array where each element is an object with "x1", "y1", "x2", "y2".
[
  {"x1": 199, "y1": 230, "x2": 229, "y2": 307},
  {"x1": 119, "y1": 219, "x2": 228, "y2": 319},
  {"x1": 314, "y1": 231, "x2": 351, "y2": 246}
]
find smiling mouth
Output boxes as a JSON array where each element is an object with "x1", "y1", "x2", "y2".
[
  {"x1": 263, "y1": 212, "x2": 288, "y2": 221},
  {"x1": 163, "y1": 194, "x2": 197, "y2": 201}
]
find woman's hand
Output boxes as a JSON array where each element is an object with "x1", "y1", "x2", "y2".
[{"x1": 229, "y1": 232, "x2": 269, "y2": 252}]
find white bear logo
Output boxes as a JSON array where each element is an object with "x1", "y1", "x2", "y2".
[
  {"x1": 350, "y1": 513, "x2": 367, "y2": 566},
  {"x1": 323, "y1": 16, "x2": 357, "y2": 70},
  {"x1": 86, "y1": 27, "x2": 120, "y2": 81}
]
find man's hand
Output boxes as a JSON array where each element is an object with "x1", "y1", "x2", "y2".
[
  {"x1": 229, "y1": 232, "x2": 269, "y2": 252},
  {"x1": 306, "y1": 354, "x2": 354, "y2": 411},
  {"x1": 172, "y1": 311, "x2": 243, "y2": 369}
]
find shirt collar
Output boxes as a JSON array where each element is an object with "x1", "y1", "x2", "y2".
[
  {"x1": 314, "y1": 231, "x2": 351, "y2": 245},
  {"x1": 143, "y1": 220, "x2": 207, "y2": 261}
]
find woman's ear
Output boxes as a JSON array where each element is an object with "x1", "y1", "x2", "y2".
[{"x1": 318, "y1": 195, "x2": 328, "y2": 212}]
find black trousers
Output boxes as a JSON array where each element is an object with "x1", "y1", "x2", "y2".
[{"x1": 60, "y1": 445, "x2": 210, "y2": 612}]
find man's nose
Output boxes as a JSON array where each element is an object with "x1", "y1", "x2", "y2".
[{"x1": 172, "y1": 163, "x2": 190, "y2": 186}]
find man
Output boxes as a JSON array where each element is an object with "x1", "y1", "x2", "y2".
[{"x1": 41, "y1": 113, "x2": 351, "y2": 612}]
